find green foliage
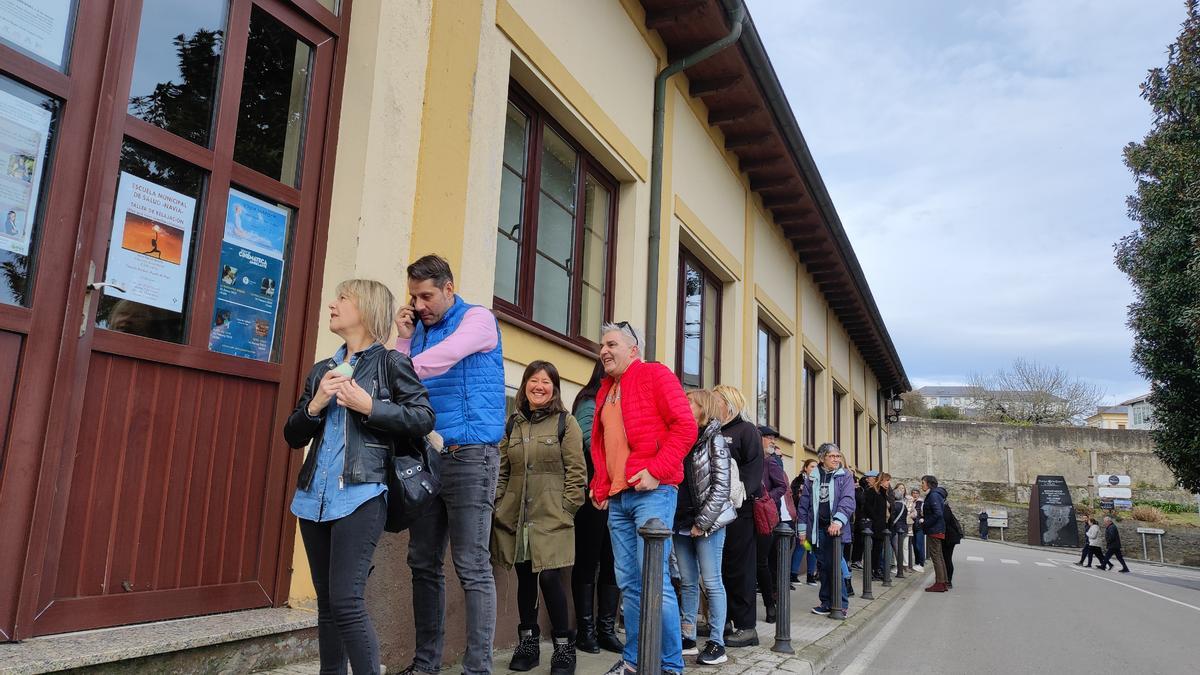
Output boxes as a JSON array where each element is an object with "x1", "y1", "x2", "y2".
[
  {"x1": 1136, "y1": 498, "x2": 1194, "y2": 514},
  {"x1": 899, "y1": 390, "x2": 929, "y2": 417},
  {"x1": 1115, "y1": 1, "x2": 1200, "y2": 493},
  {"x1": 928, "y1": 405, "x2": 962, "y2": 420}
]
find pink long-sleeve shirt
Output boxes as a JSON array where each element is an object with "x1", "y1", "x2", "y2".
[{"x1": 395, "y1": 306, "x2": 499, "y2": 379}]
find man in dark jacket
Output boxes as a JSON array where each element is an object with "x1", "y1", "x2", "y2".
[
  {"x1": 920, "y1": 475, "x2": 949, "y2": 592},
  {"x1": 1099, "y1": 516, "x2": 1130, "y2": 573},
  {"x1": 978, "y1": 509, "x2": 990, "y2": 540},
  {"x1": 756, "y1": 426, "x2": 789, "y2": 623},
  {"x1": 797, "y1": 443, "x2": 856, "y2": 617}
]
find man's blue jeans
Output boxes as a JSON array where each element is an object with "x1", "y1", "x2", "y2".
[
  {"x1": 609, "y1": 486, "x2": 683, "y2": 672},
  {"x1": 673, "y1": 527, "x2": 728, "y2": 647},
  {"x1": 815, "y1": 538, "x2": 850, "y2": 611},
  {"x1": 791, "y1": 541, "x2": 817, "y2": 577}
]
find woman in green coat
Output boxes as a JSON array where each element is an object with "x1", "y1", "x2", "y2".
[{"x1": 493, "y1": 360, "x2": 587, "y2": 674}]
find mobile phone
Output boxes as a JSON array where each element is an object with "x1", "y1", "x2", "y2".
[{"x1": 332, "y1": 362, "x2": 354, "y2": 377}]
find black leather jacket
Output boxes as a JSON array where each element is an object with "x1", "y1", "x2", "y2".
[{"x1": 284, "y1": 344, "x2": 434, "y2": 491}]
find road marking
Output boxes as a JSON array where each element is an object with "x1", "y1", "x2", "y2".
[
  {"x1": 1001, "y1": 559, "x2": 1019, "y2": 565},
  {"x1": 839, "y1": 584, "x2": 928, "y2": 675},
  {"x1": 1071, "y1": 568, "x2": 1200, "y2": 614},
  {"x1": 1035, "y1": 562, "x2": 1055, "y2": 567},
  {"x1": 967, "y1": 556, "x2": 984, "y2": 562}
]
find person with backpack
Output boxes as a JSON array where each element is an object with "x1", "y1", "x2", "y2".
[
  {"x1": 796, "y1": 443, "x2": 856, "y2": 618},
  {"x1": 791, "y1": 459, "x2": 819, "y2": 586},
  {"x1": 571, "y1": 362, "x2": 622, "y2": 655},
  {"x1": 284, "y1": 280, "x2": 435, "y2": 675},
  {"x1": 919, "y1": 475, "x2": 950, "y2": 592},
  {"x1": 941, "y1": 495, "x2": 964, "y2": 590},
  {"x1": 491, "y1": 361, "x2": 587, "y2": 674},
  {"x1": 673, "y1": 390, "x2": 739, "y2": 665}
]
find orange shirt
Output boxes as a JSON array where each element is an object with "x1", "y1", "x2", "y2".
[{"x1": 600, "y1": 383, "x2": 631, "y2": 496}]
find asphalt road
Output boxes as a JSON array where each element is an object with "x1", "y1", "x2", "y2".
[{"x1": 823, "y1": 538, "x2": 1200, "y2": 674}]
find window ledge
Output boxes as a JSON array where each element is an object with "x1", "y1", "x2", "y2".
[{"x1": 496, "y1": 309, "x2": 600, "y2": 360}]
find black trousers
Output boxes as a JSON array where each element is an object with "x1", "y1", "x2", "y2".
[
  {"x1": 871, "y1": 535, "x2": 886, "y2": 574},
  {"x1": 515, "y1": 562, "x2": 570, "y2": 634},
  {"x1": 755, "y1": 533, "x2": 778, "y2": 609},
  {"x1": 721, "y1": 513, "x2": 757, "y2": 629},
  {"x1": 298, "y1": 494, "x2": 387, "y2": 675},
  {"x1": 1101, "y1": 546, "x2": 1128, "y2": 571},
  {"x1": 944, "y1": 541, "x2": 957, "y2": 583},
  {"x1": 574, "y1": 501, "x2": 616, "y2": 587}
]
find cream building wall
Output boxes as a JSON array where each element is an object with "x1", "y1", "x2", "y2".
[{"x1": 290, "y1": 0, "x2": 899, "y2": 605}]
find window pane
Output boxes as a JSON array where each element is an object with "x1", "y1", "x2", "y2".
[
  {"x1": 0, "y1": 77, "x2": 60, "y2": 307},
  {"x1": 578, "y1": 175, "x2": 609, "y2": 340},
  {"x1": 769, "y1": 335, "x2": 779, "y2": 427},
  {"x1": 316, "y1": 0, "x2": 340, "y2": 14},
  {"x1": 503, "y1": 103, "x2": 528, "y2": 173},
  {"x1": 95, "y1": 139, "x2": 207, "y2": 343},
  {"x1": 757, "y1": 327, "x2": 768, "y2": 425},
  {"x1": 208, "y1": 188, "x2": 293, "y2": 362},
  {"x1": 0, "y1": 0, "x2": 77, "y2": 71},
  {"x1": 494, "y1": 168, "x2": 522, "y2": 303},
  {"x1": 532, "y1": 184, "x2": 575, "y2": 334},
  {"x1": 127, "y1": 0, "x2": 226, "y2": 146},
  {"x1": 701, "y1": 278, "x2": 718, "y2": 387},
  {"x1": 680, "y1": 261, "x2": 701, "y2": 388},
  {"x1": 532, "y1": 254, "x2": 569, "y2": 334},
  {"x1": 233, "y1": 6, "x2": 312, "y2": 187},
  {"x1": 539, "y1": 127, "x2": 577, "y2": 210}
]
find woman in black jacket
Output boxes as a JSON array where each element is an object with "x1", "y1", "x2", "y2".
[{"x1": 284, "y1": 279, "x2": 434, "y2": 675}]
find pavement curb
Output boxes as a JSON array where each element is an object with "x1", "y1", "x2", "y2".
[{"x1": 780, "y1": 569, "x2": 928, "y2": 674}]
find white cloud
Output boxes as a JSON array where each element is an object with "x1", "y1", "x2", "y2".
[{"x1": 747, "y1": 0, "x2": 1184, "y2": 404}]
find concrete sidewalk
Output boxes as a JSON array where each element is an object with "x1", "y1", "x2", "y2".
[{"x1": 261, "y1": 568, "x2": 926, "y2": 674}]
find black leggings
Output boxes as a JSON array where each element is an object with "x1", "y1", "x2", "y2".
[
  {"x1": 574, "y1": 502, "x2": 616, "y2": 587},
  {"x1": 756, "y1": 533, "x2": 778, "y2": 607},
  {"x1": 516, "y1": 562, "x2": 570, "y2": 634},
  {"x1": 299, "y1": 494, "x2": 386, "y2": 675},
  {"x1": 721, "y1": 514, "x2": 757, "y2": 629},
  {"x1": 944, "y1": 541, "x2": 957, "y2": 583}
]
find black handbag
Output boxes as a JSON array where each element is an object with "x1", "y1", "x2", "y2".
[{"x1": 376, "y1": 355, "x2": 441, "y2": 533}]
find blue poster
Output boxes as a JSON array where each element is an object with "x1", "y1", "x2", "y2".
[{"x1": 208, "y1": 190, "x2": 288, "y2": 361}]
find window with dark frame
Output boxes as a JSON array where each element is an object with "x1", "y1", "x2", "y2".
[
  {"x1": 803, "y1": 361, "x2": 817, "y2": 450},
  {"x1": 676, "y1": 249, "x2": 722, "y2": 389},
  {"x1": 493, "y1": 85, "x2": 617, "y2": 347},
  {"x1": 833, "y1": 388, "x2": 845, "y2": 450},
  {"x1": 756, "y1": 321, "x2": 780, "y2": 429},
  {"x1": 853, "y1": 407, "x2": 863, "y2": 469},
  {"x1": 869, "y1": 421, "x2": 877, "y2": 470}
]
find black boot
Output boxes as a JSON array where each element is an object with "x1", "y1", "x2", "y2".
[
  {"x1": 596, "y1": 584, "x2": 624, "y2": 653},
  {"x1": 765, "y1": 602, "x2": 777, "y2": 624},
  {"x1": 509, "y1": 624, "x2": 540, "y2": 671},
  {"x1": 573, "y1": 581, "x2": 600, "y2": 654},
  {"x1": 551, "y1": 632, "x2": 577, "y2": 675}
]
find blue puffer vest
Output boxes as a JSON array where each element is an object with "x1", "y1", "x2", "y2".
[{"x1": 411, "y1": 296, "x2": 505, "y2": 446}]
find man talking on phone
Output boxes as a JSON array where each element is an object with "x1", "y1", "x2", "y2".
[
  {"x1": 394, "y1": 254, "x2": 504, "y2": 675},
  {"x1": 590, "y1": 322, "x2": 696, "y2": 675}
]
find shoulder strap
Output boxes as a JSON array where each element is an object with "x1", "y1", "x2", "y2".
[
  {"x1": 557, "y1": 411, "x2": 567, "y2": 444},
  {"x1": 376, "y1": 352, "x2": 392, "y2": 402},
  {"x1": 505, "y1": 414, "x2": 517, "y2": 442}
]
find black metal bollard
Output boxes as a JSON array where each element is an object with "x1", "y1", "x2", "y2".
[
  {"x1": 882, "y1": 528, "x2": 893, "y2": 587},
  {"x1": 830, "y1": 530, "x2": 846, "y2": 620},
  {"x1": 894, "y1": 531, "x2": 906, "y2": 579},
  {"x1": 772, "y1": 521, "x2": 795, "y2": 653},
  {"x1": 637, "y1": 518, "x2": 671, "y2": 675},
  {"x1": 860, "y1": 519, "x2": 874, "y2": 600}
]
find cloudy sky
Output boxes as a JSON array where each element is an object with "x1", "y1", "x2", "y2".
[{"x1": 747, "y1": 1, "x2": 1186, "y2": 404}]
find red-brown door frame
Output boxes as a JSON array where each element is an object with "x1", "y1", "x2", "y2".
[{"x1": 4, "y1": 0, "x2": 352, "y2": 639}]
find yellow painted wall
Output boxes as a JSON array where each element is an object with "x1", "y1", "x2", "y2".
[
  {"x1": 670, "y1": 90, "x2": 746, "y2": 262},
  {"x1": 801, "y1": 274, "x2": 827, "y2": 362},
  {"x1": 753, "y1": 210, "x2": 798, "y2": 321}
]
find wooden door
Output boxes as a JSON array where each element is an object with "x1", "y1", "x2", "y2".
[{"x1": 0, "y1": 0, "x2": 349, "y2": 639}]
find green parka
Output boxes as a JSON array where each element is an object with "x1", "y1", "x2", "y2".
[{"x1": 491, "y1": 407, "x2": 587, "y2": 571}]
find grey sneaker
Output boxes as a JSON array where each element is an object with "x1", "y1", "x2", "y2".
[
  {"x1": 604, "y1": 660, "x2": 636, "y2": 675},
  {"x1": 724, "y1": 627, "x2": 759, "y2": 647}
]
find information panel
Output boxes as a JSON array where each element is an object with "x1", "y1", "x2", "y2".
[
  {"x1": 103, "y1": 172, "x2": 196, "y2": 312},
  {"x1": 0, "y1": 87, "x2": 51, "y2": 256},
  {"x1": 1027, "y1": 475, "x2": 1079, "y2": 548}
]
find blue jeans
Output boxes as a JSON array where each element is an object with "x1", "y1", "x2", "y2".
[
  {"x1": 407, "y1": 445, "x2": 499, "y2": 675},
  {"x1": 815, "y1": 539, "x2": 850, "y2": 610},
  {"x1": 911, "y1": 529, "x2": 926, "y2": 566},
  {"x1": 791, "y1": 541, "x2": 817, "y2": 576},
  {"x1": 609, "y1": 487, "x2": 683, "y2": 672},
  {"x1": 673, "y1": 528, "x2": 728, "y2": 647}
]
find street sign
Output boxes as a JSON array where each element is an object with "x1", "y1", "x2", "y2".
[
  {"x1": 1100, "y1": 499, "x2": 1115, "y2": 510},
  {"x1": 1113, "y1": 499, "x2": 1133, "y2": 511},
  {"x1": 1136, "y1": 527, "x2": 1165, "y2": 535},
  {"x1": 1098, "y1": 486, "x2": 1133, "y2": 499},
  {"x1": 985, "y1": 508, "x2": 1009, "y2": 527},
  {"x1": 1096, "y1": 474, "x2": 1131, "y2": 487}
]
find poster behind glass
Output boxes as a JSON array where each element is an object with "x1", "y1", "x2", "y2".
[
  {"x1": 208, "y1": 189, "x2": 288, "y2": 362},
  {"x1": 102, "y1": 172, "x2": 196, "y2": 312},
  {"x1": 0, "y1": 87, "x2": 51, "y2": 257},
  {"x1": 0, "y1": 0, "x2": 75, "y2": 70}
]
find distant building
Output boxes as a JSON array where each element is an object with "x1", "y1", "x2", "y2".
[
  {"x1": 1087, "y1": 394, "x2": 1154, "y2": 431},
  {"x1": 917, "y1": 385, "x2": 1067, "y2": 420},
  {"x1": 918, "y1": 385, "x2": 979, "y2": 411}
]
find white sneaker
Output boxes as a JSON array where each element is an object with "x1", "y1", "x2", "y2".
[{"x1": 913, "y1": 564, "x2": 924, "y2": 571}]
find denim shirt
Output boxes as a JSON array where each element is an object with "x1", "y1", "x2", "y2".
[{"x1": 290, "y1": 344, "x2": 388, "y2": 522}]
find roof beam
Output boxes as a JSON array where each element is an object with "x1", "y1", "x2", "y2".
[
  {"x1": 644, "y1": 1, "x2": 708, "y2": 30},
  {"x1": 738, "y1": 155, "x2": 784, "y2": 172},
  {"x1": 689, "y1": 74, "x2": 744, "y2": 98},
  {"x1": 750, "y1": 175, "x2": 794, "y2": 191},
  {"x1": 725, "y1": 133, "x2": 773, "y2": 150},
  {"x1": 709, "y1": 105, "x2": 762, "y2": 127}
]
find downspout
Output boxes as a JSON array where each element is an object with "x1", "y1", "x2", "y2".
[{"x1": 644, "y1": 4, "x2": 746, "y2": 361}]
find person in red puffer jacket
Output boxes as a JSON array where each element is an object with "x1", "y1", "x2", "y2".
[{"x1": 590, "y1": 322, "x2": 697, "y2": 675}]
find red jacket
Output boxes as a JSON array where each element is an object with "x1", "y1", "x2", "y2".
[{"x1": 590, "y1": 360, "x2": 697, "y2": 499}]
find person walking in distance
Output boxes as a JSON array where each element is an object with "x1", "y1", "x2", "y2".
[
  {"x1": 978, "y1": 509, "x2": 990, "y2": 541},
  {"x1": 1099, "y1": 515, "x2": 1131, "y2": 573},
  {"x1": 1076, "y1": 516, "x2": 1104, "y2": 567},
  {"x1": 590, "y1": 322, "x2": 697, "y2": 675},
  {"x1": 796, "y1": 443, "x2": 856, "y2": 618},
  {"x1": 790, "y1": 459, "x2": 819, "y2": 586},
  {"x1": 712, "y1": 384, "x2": 765, "y2": 648},
  {"x1": 492, "y1": 361, "x2": 587, "y2": 674},
  {"x1": 674, "y1": 389, "x2": 737, "y2": 666},
  {"x1": 394, "y1": 255, "x2": 506, "y2": 675},
  {"x1": 284, "y1": 280, "x2": 435, "y2": 675},
  {"x1": 920, "y1": 475, "x2": 949, "y2": 592},
  {"x1": 571, "y1": 362, "x2": 623, "y2": 655}
]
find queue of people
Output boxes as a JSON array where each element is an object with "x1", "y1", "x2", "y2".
[{"x1": 283, "y1": 255, "x2": 949, "y2": 674}]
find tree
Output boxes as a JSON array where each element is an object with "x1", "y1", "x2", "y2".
[
  {"x1": 967, "y1": 358, "x2": 1104, "y2": 426},
  {"x1": 899, "y1": 390, "x2": 929, "y2": 417},
  {"x1": 1114, "y1": 1, "x2": 1200, "y2": 492},
  {"x1": 928, "y1": 405, "x2": 961, "y2": 421}
]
